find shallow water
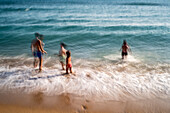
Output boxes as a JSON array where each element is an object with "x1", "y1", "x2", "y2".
[{"x1": 0, "y1": 55, "x2": 170, "y2": 101}]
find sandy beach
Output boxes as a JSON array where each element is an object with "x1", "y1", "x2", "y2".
[{"x1": 0, "y1": 92, "x2": 170, "y2": 113}]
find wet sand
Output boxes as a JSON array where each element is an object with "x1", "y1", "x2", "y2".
[{"x1": 0, "y1": 92, "x2": 170, "y2": 113}]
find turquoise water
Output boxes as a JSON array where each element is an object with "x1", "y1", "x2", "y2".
[
  {"x1": 0, "y1": 0, "x2": 170, "y2": 63},
  {"x1": 0, "y1": 0, "x2": 170, "y2": 101}
]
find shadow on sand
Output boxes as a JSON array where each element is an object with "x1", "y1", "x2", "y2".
[{"x1": 29, "y1": 73, "x2": 68, "y2": 80}]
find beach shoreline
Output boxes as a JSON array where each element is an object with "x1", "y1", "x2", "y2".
[{"x1": 0, "y1": 92, "x2": 170, "y2": 113}]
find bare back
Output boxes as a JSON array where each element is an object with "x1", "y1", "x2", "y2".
[
  {"x1": 122, "y1": 45, "x2": 129, "y2": 53},
  {"x1": 34, "y1": 39, "x2": 44, "y2": 52},
  {"x1": 66, "y1": 56, "x2": 72, "y2": 65},
  {"x1": 59, "y1": 47, "x2": 66, "y2": 56}
]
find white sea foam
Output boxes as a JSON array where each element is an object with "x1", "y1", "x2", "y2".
[
  {"x1": 0, "y1": 56, "x2": 170, "y2": 102},
  {"x1": 25, "y1": 8, "x2": 30, "y2": 11},
  {"x1": 104, "y1": 54, "x2": 140, "y2": 63}
]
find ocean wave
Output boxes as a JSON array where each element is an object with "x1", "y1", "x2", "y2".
[
  {"x1": 0, "y1": 0, "x2": 169, "y2": 6},
  {"x1": 103, "y1": 25, "x2": 167, "y2": 31},
  {"x1": 0, "y1": 7, "x2": 27, "y2": 12},
  {"x1": 0, "y1": 7, "x2": 56, "y2": 12},
  {"x1": 120, "y1": 2, "x2": 168, "y2": 6},
  {"x1": 0, "y1": 55, "x2": 170, "y2": 101},
  {"x1": 57, "y1": 25, "x2": 85, "y2": 31}
]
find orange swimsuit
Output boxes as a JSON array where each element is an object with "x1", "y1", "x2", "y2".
[{"x1": 67, "y1": 63, "x2": 72, "y2": 68}]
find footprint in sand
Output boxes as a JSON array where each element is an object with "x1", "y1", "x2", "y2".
[
  {"x1": 59, "y1": 93, "x2": 71, "y2": 105},
  {"x1": 86, "y1": 100, "x2": 90, "y2": 103},
  {"x1": 32, "y1": 92, "x2": 44, "y2": 104},
  {"x1": 81, "y1": 105, "x2": 88, "y2": 110}
]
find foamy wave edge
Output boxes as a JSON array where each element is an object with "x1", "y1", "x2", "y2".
[{"x1": 0, "y1": 56, "x2": 170, "y2": 101}]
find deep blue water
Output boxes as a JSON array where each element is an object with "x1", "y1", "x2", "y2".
[{"x1": 0, "y1": 0, "x2": 170, "y2": 63}]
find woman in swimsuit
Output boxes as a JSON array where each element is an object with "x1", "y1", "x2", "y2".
[{"x1": 59, "y1": 42, "x2": 67, "y2": 70}]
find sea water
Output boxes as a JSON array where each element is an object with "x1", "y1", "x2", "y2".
[{"x1": 0, "y1": 0, "x2": 170, "y2": 101}]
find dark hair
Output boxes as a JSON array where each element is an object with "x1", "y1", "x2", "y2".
[
  {"x1": 123, "y1": 40, "x2": 127, "y2": 45},
  {"x1": 66, "y1": 50, "x2": 71, "y2": 57},
  {"x1": 35, "y1": 32, "x2": 39, "y2": 37},
  {"x1": 60, "y1": 42, "x2": 67, "y2": 48},
  {"x1": 39, "y1": 34, "x2": 44, "y2": 40}
]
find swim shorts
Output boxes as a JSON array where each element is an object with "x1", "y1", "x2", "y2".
[
  {"x1": 122, "y1": 52, "x2": 128, "y2": 56},
  {"x1": 37, "y1": 51, "x2": 42, "y2": 58},
  {"x1": 67, "y1": 64, "x2": 72, "y2": 68}
]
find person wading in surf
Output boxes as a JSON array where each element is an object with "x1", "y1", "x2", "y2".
[
  {"x1": 31, "y1": 33, "x2": 47, "y2": 72},
  {"x1": 120, "y1": 40, "x2": 131, "y2": 59},
  {"x1": 31, "y1": 33, "x2": 39, "y2": 68},
  {"x1": 58, "y1": 42, "x2": 67, "y2": 70},
  {"x1": 66, "y1": 50, "x2": 72, "y2": 74}
]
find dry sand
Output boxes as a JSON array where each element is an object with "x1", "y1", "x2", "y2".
[{"x1": 0, "y1": 92, "x2": 170, "y2": 113}]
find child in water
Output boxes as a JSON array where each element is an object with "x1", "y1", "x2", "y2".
[{"x1": 66, "y1": 50, "x2": 72, "y2": 74}]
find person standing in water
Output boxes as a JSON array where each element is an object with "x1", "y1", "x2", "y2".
[
  {"x1": 31, "y1": 32, "x2": 39, "y2": 68},
  {"x1": 120, "y1": 40, "x2": 131, "y2": 59},
  {"x1": 31, "y1": 33, "x2": 47, "y2": 72},
  {"x1": 66, "y1": 50, "x2": 72, "y2": 74},
  {"x1": 58, "y1": 42, "x2": 67, "y2": 70}
]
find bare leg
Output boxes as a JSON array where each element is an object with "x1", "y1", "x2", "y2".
[
  {"x1": 39, "y1": 57, "x2": 43, "y2": 72},
  {"x1": 70, "y1": 67, "x2": 72, "y2": 73},
  {"x1": 34, "y1": 58, "x2": 38, "y2": 68},
  {"x1": 122, "y1": 55, "x2": 124, "y2": 59},
  {"x1": 125, "y1": 55, "x2": 127, "y2": 59},
  {"x1": 66, "y1": 67, "x2": 69, "y2": 74},
  {"x1": 60, "y1": 62, "x2": 65, "y2": 70}
]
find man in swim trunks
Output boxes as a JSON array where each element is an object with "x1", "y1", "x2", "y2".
[
  {"x1": 120, "y1": 40, "x2": 131, "y2": 59},
  {"x1": 31, "y1": 33, "x2": 39, "y2": 68},
  {"x1": 31, "y1": 33, "x2": 47, "y2": 72}
]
